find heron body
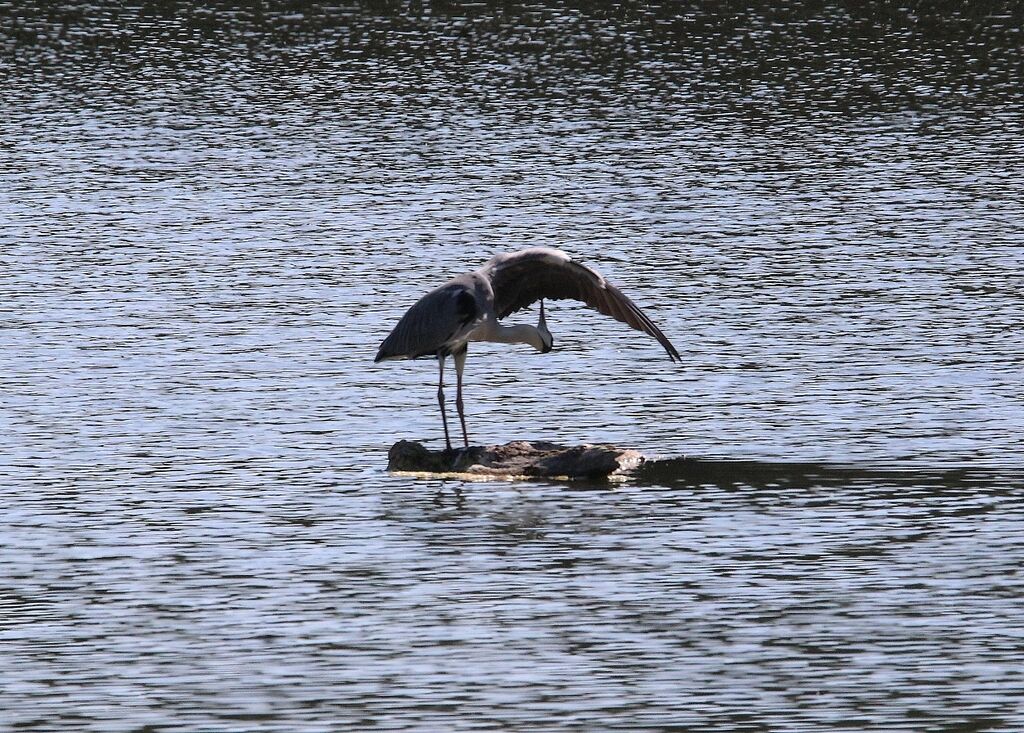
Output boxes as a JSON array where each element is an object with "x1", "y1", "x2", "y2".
[{"x1": 375, "y1": 247, "x2": 680, "y2": 451}]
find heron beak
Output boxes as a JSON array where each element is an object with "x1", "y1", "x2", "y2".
[{"x1": 538, "y1": 300, "x2": 553, "y2": 353}]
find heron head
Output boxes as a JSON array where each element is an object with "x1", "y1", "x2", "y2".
[{"x1": 537, "y1": 299, "x2": 554, "y2": 353}]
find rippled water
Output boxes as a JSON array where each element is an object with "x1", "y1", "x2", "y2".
[{"x1": 3, "y1": 2, "x2": 1024, "y2": 730}]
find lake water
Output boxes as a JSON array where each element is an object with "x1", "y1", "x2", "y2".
[{"x1": 3, "y1": 3, "x2": 1023, "y2": 730}]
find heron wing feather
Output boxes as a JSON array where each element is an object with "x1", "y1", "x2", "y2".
[
  {"x1": 483, "y1": 248, "x2": 681, "y2": 361},
  {"x1": 375, "y1": 282, "x2": 479, "y2": 361}
]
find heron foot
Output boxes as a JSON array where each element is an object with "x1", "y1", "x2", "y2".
[{"x1": 441, "y1": 445, "x2": 473, "y2": 470}]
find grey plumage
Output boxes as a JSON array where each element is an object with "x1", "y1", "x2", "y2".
[
  {"x1": 375, "y1": 247, "x2": 681, "y2": 450},
  {"x1": 375, "y1": 279, "x2": 481, "y2": 361}
]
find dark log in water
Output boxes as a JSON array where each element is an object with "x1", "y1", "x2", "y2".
[{"x1": 387, "y1": 440, "x2": 644, "y2": 480}]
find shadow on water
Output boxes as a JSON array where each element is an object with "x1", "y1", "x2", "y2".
[
  {"x1": 635, "y1": 456, "x2": 1024, "y2": 493},
  {"x1": 410, "y1": 448, "x2": 1024, "y2": 496}
]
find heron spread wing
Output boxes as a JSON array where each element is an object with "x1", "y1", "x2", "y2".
[{"x1": 481, "y1": 247, "x2": 681, "y2": 361}]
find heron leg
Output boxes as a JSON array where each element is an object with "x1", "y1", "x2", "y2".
[
  {"x1": 454, "y1": 346, "x2": 469, "y2": 448},
  {"x1": 437, "y1": 355, "x2": 452, "y2": 451}
]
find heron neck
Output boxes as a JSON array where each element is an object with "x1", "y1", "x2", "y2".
[{"x1": 476, "y1": 321, "x2": 545, "y2": 351}]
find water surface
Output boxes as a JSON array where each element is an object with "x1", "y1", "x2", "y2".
[{"x1": 3, "y1": 2, "x2": 1024, "y2": 730}]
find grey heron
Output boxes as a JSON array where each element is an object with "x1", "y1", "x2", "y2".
[{"x1": 375, "y1": 247, "x2": 681, "y2": 451}]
